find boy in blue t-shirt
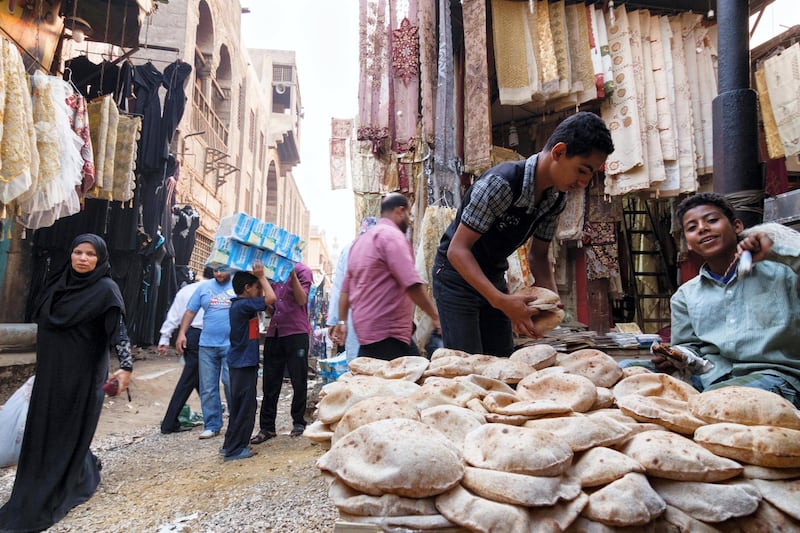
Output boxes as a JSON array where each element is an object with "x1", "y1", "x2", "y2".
[{"x1": 222, "y1": 262, "x2": 276, "y2": 461}]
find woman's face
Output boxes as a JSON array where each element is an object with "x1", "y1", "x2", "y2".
[{"x1": 71, "y1": 242, "x2": 98, "y2": 274}]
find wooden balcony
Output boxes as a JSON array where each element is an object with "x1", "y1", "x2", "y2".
[{"x1": 191, "y1": 85, "x2": 229, "y2": 152}]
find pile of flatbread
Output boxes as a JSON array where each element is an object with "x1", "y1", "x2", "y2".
[{"x1": 307, "y1": 347, "x2": 800, "y2": 532}]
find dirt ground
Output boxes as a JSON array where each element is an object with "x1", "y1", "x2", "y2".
[{"x1": 0, "y1": 348, "x2": 338, "y2": 532}]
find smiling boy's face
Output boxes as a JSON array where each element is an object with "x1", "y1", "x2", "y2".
[{"x1": 681, "y1": 204, "x2": 743, "y2": 260}]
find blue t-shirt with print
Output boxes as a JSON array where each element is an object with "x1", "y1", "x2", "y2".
[
  {"x1": 227, "y1": 297, "x2": 266, "y2": 368},
  {"x1": 187, "y1": 279, "x2": 235, "y2": 347}
]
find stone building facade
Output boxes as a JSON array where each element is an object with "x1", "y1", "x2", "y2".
[{"x1": 131, "y1": 0, "x2": 309, "y2": 271}]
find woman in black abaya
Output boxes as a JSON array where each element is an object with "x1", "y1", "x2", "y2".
[{"x1": 0, "y1": 234, "x2": 133, "y2": 533}]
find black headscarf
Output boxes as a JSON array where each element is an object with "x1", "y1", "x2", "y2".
[{"x1": 34, "y1": 234, "x2": 125, "y2": 329}]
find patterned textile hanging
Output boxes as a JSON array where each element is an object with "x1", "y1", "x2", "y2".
[
  {"x1": 390, "y1": 0, "x2": 419, "y2": 154},
  {"x1": 357, "y1": 0, "x2": 391, "y2": 148},
  {"x1": 462, "y1": 0, "x2": 491, "y2": 176},
  {"x1": 0, "y1": 38, "x2": 37, "y2": 206},
  {"x1": 330, "y1": 118, "x2": 353, "y2": 190},
  {"x1": 417, "y1": 0, "x2": 436, "y2": 145},
  {"x1": 18, "y1": 72, "x2": 83, "y2": 230},
  {"x1": 431, "y1": 0, "x2": 459, "y2": 208}
]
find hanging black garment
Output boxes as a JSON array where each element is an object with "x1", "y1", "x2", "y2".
[
  {"x1": 64, "y1": 56, "x2": 121, "y2": 99},
  {"x1": 160, "y1": 61, "x2": 193, "y2": 149},
  {"x1": 172, "y1": 204, "x2": 200, "y2": 266},
  {"x1": 133, "y1": 62, "x2": 166, "y2": 174},
  {"x1": 0, "y1": 235, "x2": 126, "y2": 533}
]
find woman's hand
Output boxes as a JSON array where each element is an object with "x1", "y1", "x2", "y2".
[{"x1": 113, "y1": 368, "x2": 132, "y2": 394}]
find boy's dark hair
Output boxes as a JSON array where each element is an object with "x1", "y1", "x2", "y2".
[
  {"x1": 675, "y1": 192, "x2": 738, "y2": 229},
  {"x1": 202, "y1": 266, "x2": 215, "y2": 279},
  {"x1": 381, "y1": 192, "x2": 409, "y2": 214},
  {"x1": 232, "y1": 270, "x2": 259, "y2": 296},
  {"x1": 544, "y1": 111, "x2": 614, "y2": 157}
]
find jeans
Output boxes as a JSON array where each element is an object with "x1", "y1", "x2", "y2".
[
  {"x1": 198, "y1": 345, "x2": 231, "y2": 433},
  {"x1": 432, "y1": 264, "x2": 514, "y2": 357}
]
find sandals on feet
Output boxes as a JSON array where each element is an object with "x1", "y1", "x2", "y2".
[
  {"x1": 250, "y1": 431, "x2": 276, "y2": 444},
  {"x1": 290, "y1": 425, "x2": 306, "y2": 437}
]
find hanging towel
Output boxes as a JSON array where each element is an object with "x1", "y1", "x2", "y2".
[
  {"x1": 491, "y1": 0, "x2": 536, "y2": 105},
  {"x1": 463, "y1": 0, "x2": 492, "y2": 175},
  {"x1": 601, "y1": 5, "x2": 647, "y2": 195},
  {"x1": 763, "y1": 42, "x2": 800, "y2": 158},
  {"x1": 755, "y1": 66, "x2": 785, "y2": 160},
  {"x1": 669, "y1": 16, "x2": 698, "y2": 193}
]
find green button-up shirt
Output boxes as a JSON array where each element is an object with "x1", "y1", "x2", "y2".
[{"x1": 670, "y1": 241, "x2": 800, "y2": 392}]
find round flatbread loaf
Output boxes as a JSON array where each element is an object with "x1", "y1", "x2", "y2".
[
  {"x1": 453, "y1": 374, "x2": 516, "y2": 397},
  {"x1": 749, "y1": 479, "x2": 800, "y2": 521},
  {"x1": 515, "y1": 285, "x2": 561, "y2": 308},
  {"x1": 327, "y1": 476, "x2": 439, "y2": 517},
  {"x1": 409, "y1": 377, "x2": 481, "y2": 410},
  {"x1": 620, "y1": 430, "x2": 743, "y2": 482},
  {"x1": 612, "y1": 373, "x2": 699, "y2": 401},
  {"x1": 582, "y1": 473, "x2": 666, "y2": 527},
  {"x1": 694, "y1": 423, "x2": 800, "y2": 468},
  {"x1": 424, "y1": 354, "x2": 495, "y2": 378},
  {"x1": 523, "y1": 413, "x2": 631, "y2": 451},
  {"x1": 556, "y1": 349, "x2": 623, "y2": 388},
  {"x1": 316, "y1": 375, "x2": 420, "y2": 424},
  {"x1": 435, "y1": 484, "x2": 531, "y2": 532},
  {"x1": 317, "y1": 418, "x2": 463, "y2": 498},
  {"x1": 517, "y1": 372, "x2": 598, "y2": 413},
  {"x1": 462, "y1": 423, "x2": 573, "y2": 476},
  {"x1": 374, "y1": 355, "x2": 431, "y2": 382},
  {"x1": 688, "y1": 386, "x2": 800, "y2": 429},
  {"x1": 303, "y1": 420, "x2": 334, "y2": 444},
  {"x1": 430, "y1": 347, "x2": 473, "y2": 360},
  {"x1": 528, "y1": 492, "x2": 588, "y2": 532},
  {"x1": 741, "y1": 465, "x2": 800, "y2": 480},
  {"x1": 477, "y1": 357, "x2": 535, "y2": 384},
  {"x1": 338, "y1": 512, "x2": 456, "y2": 530},
  {"x1": 657, "y1": 505, "x2": 721, "y2": 533},
  {"x1": 509, "y1": 344, "x2": 558, "y2": 369},
  {"x1": 332, "y1": 395, "x2": 420, "y2": 444},
  {"x1": 420, "y1": 404, "x2": 485, "y2": 450},
  {"x1": 348, "y1": 356, "x2": 387, "y2": 376},
  {"x1": 513, "y1": 287, "x2": 565, "y2": 336},
  {"x1": 461, "y1": 466, "x2": 581, "y2": 507},
  {"x1": 567, "y1": 446, "x2": 645, "y2": 487},
  {"x1": 591, "y1": 387, "x2": 615, "y2": 410},
  {"x1": 616, "y1": 395, "x2": 707, "y2": 435},
  {"x1": 650, "y1": 479, "x2": 761, "y2": 523}
]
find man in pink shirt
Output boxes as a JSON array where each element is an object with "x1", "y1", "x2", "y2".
[{"x1": 333, "y1": 193, "x2": 440, "y2": 360}]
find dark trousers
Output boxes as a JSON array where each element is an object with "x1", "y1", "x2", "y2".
[
  {"x1": 259, "y1": 333, "x2": 308, "y2": 433},
  {"x1": 432, "y1": 265, "x2": 514, "y2": 357},
  {"x1": 222, "y1": 365, "x2": 258, "y2": 457},
  {"x1": 160, "y1": 326, "x2": 201, "y2": 433},
  {"x1": 358, "y1": 337, "x2": 420, "y2": 360}
]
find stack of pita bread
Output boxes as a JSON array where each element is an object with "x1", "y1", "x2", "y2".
[{"x1": 308, "y1": 349, "x2": 800, "y2": 532}]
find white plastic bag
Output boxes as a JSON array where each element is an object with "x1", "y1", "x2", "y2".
[
  {"x1": 0, "y1": 375, "x2": 34, "y2": 467},
  {"x1": 317, "y1": 353, "x2": 348, "y2": 385}
]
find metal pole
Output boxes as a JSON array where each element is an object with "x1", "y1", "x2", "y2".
[{"x1": 712, "y1": 0, "x2": 763, "y2": 228}]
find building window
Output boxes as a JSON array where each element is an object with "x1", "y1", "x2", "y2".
[
  {"x1": 237, "y1": 83, "x2": 245, "y2": 130},
  {"x1": 190, "y1": 233, "x2": 213, "y2": 275},
  {"x1": 273, "y1": 64, "x2": 293, "y2": 83},
  {"x1": 259, "y1": 132, "x2": 265, "y2": 171},
  {"x1": 248, "y1": 110, "x2": 256, "y2": 152}
]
